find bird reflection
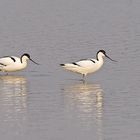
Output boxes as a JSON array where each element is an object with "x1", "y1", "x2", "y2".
[
  {"x1": 62, "y1": 82, "x2": 103, "y2": 140},
  {"x1": 0, "y1": 75, "x2": 27, "y2": 124},
  {"x1": 0, "y1": 75, "x2": 27, "y2": 96}
]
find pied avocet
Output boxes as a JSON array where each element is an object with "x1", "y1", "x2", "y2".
[
  {"x1": 60, "y1": 50, "x2": 117, "y2": 80},
  {"x1": 0, "y1": 53, "x2": 39, "y2": 74}
]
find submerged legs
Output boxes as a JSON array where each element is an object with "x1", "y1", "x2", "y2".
[
  {"x1": 82, "y1": 74, "x2": 86, "y2": 83},
  {"x1": 82, "y1": 74, "x2": 85, "y2": 79}
]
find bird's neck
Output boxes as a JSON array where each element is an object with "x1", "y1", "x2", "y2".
[
  {"x1": 20, "y1": 57, "x2": 27, "y2": 63},
  {"x1": 20, "y1": 60, "x2": 28, "y2": 68},
  {"x1": 97, "y1": 54, "x2": 104, "y2": 62}
]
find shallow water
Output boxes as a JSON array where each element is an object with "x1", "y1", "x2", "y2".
[{"x1": 0, "y1": 0, "x2": 140, "y2": 140}]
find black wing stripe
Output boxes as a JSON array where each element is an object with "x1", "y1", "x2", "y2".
[
  {"x1": 10, "y1": 57, "x2": 16, "y2": 62},
  {"x1": 90, "y1": 59, "x2": 95, "y2": 63},
  {"x1": 72, "y1": 62, "x2": 81, "y2": 66},
  {"x1": 0, "y1": 56, "x2": 16, "y2": 62},
  {"x1": 0, "y1": 63, "x2": 7, "y2": 66}
]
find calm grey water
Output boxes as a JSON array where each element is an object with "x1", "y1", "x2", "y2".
[{"x1": 0, "y1": 0, "x2": 140, "y2": 140}]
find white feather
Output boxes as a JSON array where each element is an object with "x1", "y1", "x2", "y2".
[{"x1": 60, "y1": 50, "x2": 114, "y2": 78}]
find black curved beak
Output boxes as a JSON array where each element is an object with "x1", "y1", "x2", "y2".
[
  {"x1": 30, "y1": 58, "x2": 40, "y2": 65},
  {"x1": 105, "y1": 54, "x2": 117, "y2": 62}
]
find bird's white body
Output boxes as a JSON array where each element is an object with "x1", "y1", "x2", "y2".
[
  {"x1": 0, "y1": 54, "x2": 38, "y2": 73},
  {"x1": 0, "y1": 56, "x2": 27, "y2": 72},
  {"x1": 62, "y1": 58, "x2": 103, "y2": 76},
  {"x1": 60, "y1": 50, "x2": 116, "y2": 79}
]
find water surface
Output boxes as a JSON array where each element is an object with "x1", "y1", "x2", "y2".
[{"x1": 0, "y1": 0, "x2": 140, "y2": 140}]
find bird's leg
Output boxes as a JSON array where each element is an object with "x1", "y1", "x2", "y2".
[
  {"x1": 82, "y1": 74, "x2": 85, "y2": 79},
  {"x1": 82, "y1": 74, "x2": 86, "y2": 83}
]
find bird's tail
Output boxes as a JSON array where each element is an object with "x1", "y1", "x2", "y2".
[
  {"x1": 60, "y1": 63, "x2": 79, "y2": 70},
  {"x1": 60, "y1": 63, "x2": 75, "y2": 67},
  {"x1": 60, "y1": 64, "x2": 65, "y2": 66}
]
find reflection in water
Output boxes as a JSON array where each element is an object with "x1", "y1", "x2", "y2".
[
  {"x1": 0, "y1": 75, "x2": 27, "y2": 133},
  {"x1": 63, "y1": 82, "x2": 103, "y2": 140},
  {"x1": 0, "y1": 75, "x2": 27, "y2": 95}
]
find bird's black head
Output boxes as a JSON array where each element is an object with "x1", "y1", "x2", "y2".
[
  {"x1": 96, "y1": 50, "x2": 106, "y2": 60},
  {"x1": 22, "y1": 53, "x2": 30, "y2": 59},
  {"x1": 21, "y1": 53, "x2": 39, "y2": 65},
  {"x1": 97, "y1": 50, "x2": 106, "y2": 55},
  {"x1": 97, "y1": 50, "x2": 117, "y2": 62}
]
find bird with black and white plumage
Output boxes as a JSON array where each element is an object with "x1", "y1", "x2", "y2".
[
  {"x1": 0, "y1": 53, "x2": 39, "y2": 74},
  {"x1": 60, "y1": 50, "x2": 117, "y2": 80}
]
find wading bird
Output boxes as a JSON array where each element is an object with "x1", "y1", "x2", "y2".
[
  {"x1": 60, "y1": 50, "x2": 117, "y2": 80},
  {"x1": 0, "y1": 53, "x2": 39, "y2": 74}
]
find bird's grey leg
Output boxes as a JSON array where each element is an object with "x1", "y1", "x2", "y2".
[
  {"x1": 82, "y1": 74, "x2": 86, "y2": 83},
  {"x1": 82, "y1": 74, "x2": 85, "y2": 79}
]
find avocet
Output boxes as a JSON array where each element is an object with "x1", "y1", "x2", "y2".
[
  {"x1": 0, "y1": 53, "x2": 39, "y2": 73},
  {"x1": 60, "y1": 50, "x2": 116, "y2": 80}
]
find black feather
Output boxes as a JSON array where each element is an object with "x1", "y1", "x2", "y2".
[{"x1": 60, "y1": 64, "x2": 65, "y2": 66}]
